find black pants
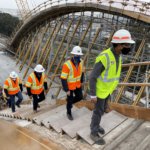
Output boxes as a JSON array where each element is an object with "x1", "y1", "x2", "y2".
[
  {"x1": 90, "y1": 95, "x2": 110, "y2": 135},
  {"x1": 66, "y1": 87, "x2": 83, "y2": 115},
  {"x1": 32, "y1": 91, "x2": 45, "y2": 111}
]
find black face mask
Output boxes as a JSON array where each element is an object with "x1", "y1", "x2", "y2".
[
  {"x1": 121, "y1": 48, "x2": 131, "y2": 55},
  {"x1": 36, "y1": 72, "x2": 42, "y2": 78},
  {"x1": 74, "y1": 56, "x2": 80, "y2": 62}
]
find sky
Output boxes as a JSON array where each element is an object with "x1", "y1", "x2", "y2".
[{"x1": 0, "y1": 0, "x2": 45, "y2": 9}]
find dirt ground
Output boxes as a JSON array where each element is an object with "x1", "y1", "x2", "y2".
[{"x1": 0, "y1": 119, "x2": 64, "y2": 150}]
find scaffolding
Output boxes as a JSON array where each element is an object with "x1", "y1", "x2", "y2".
[
  {"x1": 15, "y1": 0, "x2": 30, "y2": 20},
  {"x1": 11, "y1": 0, "x2": 150, "y2": 108}
]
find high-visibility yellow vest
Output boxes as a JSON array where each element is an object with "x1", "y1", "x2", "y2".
[
  {"x1": 3, "y1": 77, "x2": 21, "y2": 95},
  {"x1": 96, "y1": 48, "x2": 122, "y2": 99},
  {"x1": 26, "y1": 72, "x2": 47, "y2": 94}
]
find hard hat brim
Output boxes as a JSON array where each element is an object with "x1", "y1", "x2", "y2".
[
  {"x1": 70, "y1": 51, "x2": 83, "y2": 55},
  {"x1": 111, "y1": 39, "x2": 135, "y2": 44},
  {"x1": 34, "y1": 68, "x2": 45, "y2": 73},
  {"x1": 10, "y1": 76, "x2": 17, "y2": 78}
]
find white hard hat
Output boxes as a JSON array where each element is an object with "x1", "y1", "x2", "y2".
[
  {"x1": 111, "y1": 29, "x2": 135, "y2": 44},
  {"x1": 34, "y1": 64, "x2": 45, "y2": 73},
  {"x1": 10, "y1": 71, "x2": 18, "y2": 78},
  {"x1": 71, "y1": 46, "x2": 83, "y2": 55}
]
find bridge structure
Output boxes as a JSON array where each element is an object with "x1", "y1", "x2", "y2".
[{"x1": 8, "y1": 0, "x2": 150, "y2": 117}]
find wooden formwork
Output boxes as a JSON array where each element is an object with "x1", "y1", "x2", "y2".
[{"x1": 110, "y1": 103, "x2": 150, "y2": 121}]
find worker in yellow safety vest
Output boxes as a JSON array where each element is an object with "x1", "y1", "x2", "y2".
[
  {"x1": 89, "y1": 29, "x2": 135, "y2": 145},
  {"x1": 3, "y1": 71, "x2": 23, "y2": 112},
  {"x1": 61, "y1": 46, "x2": 84, "y2": 120},
  {"x1": 26, "y1": 64, "x2": 48, "y2": 113}
]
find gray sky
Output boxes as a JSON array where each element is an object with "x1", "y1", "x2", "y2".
[
  {"x1": 0, "y1": 0, "x2": 17, "y2": 9},
  {"x1": 0, "y1": 0, "x2": 45, "y2": 9}
]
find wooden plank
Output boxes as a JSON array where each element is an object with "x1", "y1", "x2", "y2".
[
  {"x1": 0, "y1": 109, "x2": 14, "y2": 117},
  {"x1": 23, "y1": 105, "x2": 52, "y2": 121},
  {"x1": 110, "y1": 103, "x2": 150, "y2": 121},
  {"x1": 0, "y1": 105, "x2": 31, "y2": 118},
  {"x1": 76, "y1": 110, "x2": 127, "y2": 145},
  {"x1": 18, "y1": 104, "x2": 47, "y2": 120},
  {"x1": 33, "y1": 105, "x2": 66, "y2": 125},
  {"x1": 41, "y1": 106, "x2": 78, "y2": 128},
  {"x1": 61, "y1": 112, "x2": 92, "y2": 138},
  {"x1": 13, "y1": 105, "x2": 33, "y2": 119},
  {"x1": 50, "y1": 107, "x2": 90, "y2": 133},
  {"x1": 103, "y1": 118, "x2": 135, "y2": 149}
]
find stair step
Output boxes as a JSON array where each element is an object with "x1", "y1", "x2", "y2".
[
  {"x1": 41, "y1": 106, "x2": 78, "y2": 128},
  {"x1": 24, "y1": 105, "x2": 54, "y2": 121},
  {"x1": 17, "y1": 105, "x2": 47, "y2": 120},
  {"x1": 103, "y1": 118, "x2": 135, "y2": 148},
  {"x1": 76, "y1": 110, "x2": 127, "y2": 145},
  {"x1": 33, "y1": 105, "x2": 66, "y2": 125},
  {"x1": 50, "y1": 107, "x2": 90, "y2": 133},
  {"x1": 114, "y1": 121, "x2": 149, "y2": 150},
  {"x1": 0, "y1": 105, "x2": 31, "y2": 118},
  {"x1": 104, "y1": 120, "x2": 144, "y2": 150},
  {"x1": 62, "y1": 111, "x2": 92, "y2": 138},
  {"x1": 135, "y1": 134, "x2": 150, "y2": 150}
]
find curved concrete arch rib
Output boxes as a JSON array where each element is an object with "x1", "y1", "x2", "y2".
[{"x1": 11, "y1": 0, "x2": 150, "y2": 46}]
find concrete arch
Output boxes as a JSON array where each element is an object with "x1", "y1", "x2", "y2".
[{"x1": 11, "y1": 2, "x2": 150, "y2": 47}]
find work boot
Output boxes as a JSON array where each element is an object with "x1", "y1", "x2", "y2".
[
  {"x1": 33, "y1": 110, "x2": 38, "y2": 113},
  {"x1": 98, "y1": 126, "x2": 105, "y2": 135},
  {"x1": 90, "y1": 133, "x2": 105, "y2": 145},
  {"x1": 16, "y1": 103, "x2": 21, "y2": 108},
  {"x1": 12, "y1": 110, "x2": 15, "y2": 113},
  {"x1": 67, "y1": 113, "x2": 73, "y2": 120}
]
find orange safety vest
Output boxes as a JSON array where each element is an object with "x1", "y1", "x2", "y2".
[
  {"x1": 26, "y1": 72, "x2": 47, "y2": 94},
  {"x1": 61, "y1": 59, "x2": 83, "y2": 90},
  {"x1": 3, "y1": 77, "x2": 21, "y2": 95}
]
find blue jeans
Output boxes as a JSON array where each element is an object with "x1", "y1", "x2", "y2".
[{"x1": 9, "y1": 91, "x2": 23, "y2": 112}]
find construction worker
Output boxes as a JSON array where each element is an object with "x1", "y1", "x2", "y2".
[
  {"x1": 26, "y1": 64, "x2": 48, "y2": 113},
  {"x1": 89, "y1": 29, "x2": 135, "y2": 145},
  {"x1": 61, "y1": 46, "x2": 84, "y2": 120},
  {"x1": 3, "y1": 71, "x2": 23, "y2": 112}
]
